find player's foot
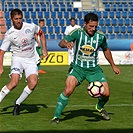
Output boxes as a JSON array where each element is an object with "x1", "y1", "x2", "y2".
[
  {"x1": 95, "y1": 104, "x2": 110, "y2": 120},
  {"x1": 51, "y1": 117, "x2": 60, "y2": 124},
  {"x1": 13, "y1": 102, "x2": 20, "y2": 116},
  {"x1": 38, "y1": 69, "x2": 46, "y2": 74}
]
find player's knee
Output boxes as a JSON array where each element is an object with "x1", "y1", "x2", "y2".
[
  {"x1": 28, "y1": 79, "x2": 38, "y2": 89},
  {"x1": 64, "y1": 87, "x2": 74, "y2": 97}
]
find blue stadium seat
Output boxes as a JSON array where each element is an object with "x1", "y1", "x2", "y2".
[
  {"x1": 127, "y1": 26, "x2": 132, "y2": 33},
  {"x1": 55, "y1": 26, "x2": 61, "y2": 34},
  {"x1": 96, "y1": 11, "x2": 102, "y2": 18},
  {"x1": 116, "y1": 33, "x2": 123, "y2": 39},
  {"x1": 28, "y1": 4, "x2": 33, "y2": 11},
  {"x1": 41, "y1": 4, "x2": 47, "y2": 11},
  {"x1": 53, "y1": 18, "x2": 59, "y2": 26},
  {"x1": 118, "y1": 18, "x2": 124, "y2": 26},
  {"x1": 125, "y1": 18, "x2": 131, "y2": 26},
  {"x1": 45, "y1": 34, "x2": 50, "y2": 39},
  {"x1": 31, "y1": 12, "x2": 36, "y2": 18},
  {"x1": 117, "y1": 4, "x2": 123, "y2": 11},
  {"x1": 71, "y1": 12, "x2": 77, "y2": 18},
  {"x1": 51, "y1": 12, "x2": 57, "y2": 18},
  {"x1": 123, "y1": 33, "x2": 129, "y2": 39},
  {"x1": 59, "y1": 18, "x2": 65, "y2": 26},
  {"x1": 105, "y1": 4, "x2": 111, "y2": 11},
  {"x1": 66, "y1": 18, "x2": 70, "y2": 26},
  {"x1": 112, "y1": 4, "x2": 117, "y2": 11},
  {"x1": 64, "y1": 12, "x2": 70, "y2": 18},
  {"x1": 121, "y1": 11, "x2": 128, "y2": 18},
  {"x1": 44, "y1": 12, "x2": 50, "y2": 18},
  {"x1": 57, "y1": 11, "x2": 63, "y2": 18},
  {"x1": 24, "y1": 11, "x2": 30, "y2": 18},
  {"x1": 105, "y1": 33, "x2": 109, "y2": 39},
  {"x1": 38, "y1": 11, "x2": 43, "y2": 19},
  {"x1": 61, "y1": 26, "x2": 66, "y2": 33},
  {"x1": 60, "y1": 4, "x2": 66, "y2": 11},
  {"x1": 102, "y1": 11, "x2": 108, "y2": 18},
  {"x1": 108, "y1": 26, "x2": 113, "y2": 33},
  {"x1": 33, "y1": 18, "x2": 38, "y2": 25},
  {"x1": 22, "y1": 4, "x2": 27, "y2": 11},
  {"x1": 105, "y1": 18, "x2": 111, "y2": 26},
  {"x1": 114, "y1": 26, "x2": 120, "y2": 34},
  {"x1": 35, "y1": 4, "x2": 40, "y2": 11},
  {"x1": 47, "y1": 26, "x2": 54, "y2": 34},
  {"x1": 6, "y1": 18, "x2": 11, "y2": 26},
  {"x1": 4, "y1": 12, "x2": 10, "y2": 18},
  {"x1": 130, "y1": 4, "x2": 133, "y2": 11},
  {"x1": 8, "y1": 4, "x2": 14, "y2": 11},
  {"x1": 26, "y1": 18, "x2": 32, "y2": 23},
  {"x1": 50, "y1": 34, "x2": 56, "y2": 39},
  {"x1": 128, "y1": 11, "x2": 133, "y2": 18},
  {"x1": 115, "y1": 11, "x2": 121, "y2": 18},
  {"x1": 42, "y1": 26, "x2": 47, "y2": 34},
  {"x1": 67, "y1": 4, "x2": 73, "y2": 11},
  {"x1": 77, "y1": 12, "x2": 83, "y2": 18},
  {"x1": 79, "y1": 18, "x2": 84, "y2": 27},
  {"x1": 99, "y1": 18, "x2": 105, "y2": 26},
  {"x1": 100, "y1": 26, "x2": 106, "y2": 33},
  {"x1": 112, "y1": 18, "x2": 117, "y2": 26},
  {"x1": 110, "y1": 33, "x2": 116, "y2": 39},
  {"x1": 109, "y1": 11, "x2": 115, "y2": 18},
  {"x1": 53, "y1": 4, "x2": 59, "y2": 11},
  {"x1": 121, "y1": 26, "x2": 127, "y2": 33},
  {"x1": 57, "y1": 33, "x2": 64, "y2": 40},
  {"x1": 46, "y1": 18, "x2": 52, "y2": 26},
  {"x1": 123, "y1": 4, "x2": 129, "y2": 11}
]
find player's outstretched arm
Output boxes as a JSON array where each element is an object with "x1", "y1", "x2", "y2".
[
  {"x1": 0, "y1": 50, "x2": 5, "y2": 75},
  {"x1": 59, "y1": 39, "x2": 74, "y2": 50},
  {"x1": 103, "y1": 48, "x2": 121, "y2": 75}
]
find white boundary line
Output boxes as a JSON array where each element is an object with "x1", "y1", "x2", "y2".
[{"x1": 1, "y1": 104, "x2": 133, "y2": 108}]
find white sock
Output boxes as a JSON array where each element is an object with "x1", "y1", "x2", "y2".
[
  {"x1": 16, "y1": 86, "x2": 32, "y2": 105},
  {"x1": 0, "y1": 85, "x2": 10, "y2": 103}
]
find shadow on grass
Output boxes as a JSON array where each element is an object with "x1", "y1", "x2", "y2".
[
  {"x1": 0, "y1": 103, "x2": 48, "y2": 115},
  {"x1": 61, "y1": 109, "x2": 114, "y2": 122},
  {"x1": 0, "y1": 129, "x2": 133, "y2": 133}
]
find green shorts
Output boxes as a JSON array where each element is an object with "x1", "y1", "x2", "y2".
[
  {"x1": 67, "y1": 63, "x2": 107, "y2": 84},
  {"x1": 36, "y1": 46, "x2": 43, "y2": 56}
]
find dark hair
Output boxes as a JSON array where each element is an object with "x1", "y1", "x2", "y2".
[
  {"x1": 10, "y1": 9, "x2": 23, "y2": 18},
  {"x1": 84, "y1": 13, "x2": 98, "y2": 24},
  {"x1": 70, "y1": 17, "x2": 75, "y2": 21},
  {"x1": 39, "y1": 19, "x2": 45, "y2": 23}
]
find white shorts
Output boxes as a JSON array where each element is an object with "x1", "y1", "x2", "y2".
[{"x1": 10, "y1": 57, "x2": 38, "y2": 79}]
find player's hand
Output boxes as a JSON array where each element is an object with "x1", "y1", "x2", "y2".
[
  {"x1": 0, "y1": 67, "x2": 4, "y2": 75},
  {"x1": 66, "y1": 42, "x2": 74, "y2": 50},
  {"x1": 112, "y1": 65, "x2": 121, "y2": 75},
  {"x1": 42, "y1": 50, "x2": 49, "y2": 60},
  {"x1": 38, "y1": 42, "x2": 40, "y2": 48}
]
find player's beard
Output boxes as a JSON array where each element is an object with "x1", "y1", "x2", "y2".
[{"x1": 14, "y1": 22, "x2": 23, "y2": 30}]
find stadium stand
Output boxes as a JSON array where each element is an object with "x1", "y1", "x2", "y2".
[{"x1": 0, "y1": 0, "x2": 133, "y2": 40}]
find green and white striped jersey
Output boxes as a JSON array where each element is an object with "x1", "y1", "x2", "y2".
[{"x1": 65, "y1": 28, "x2": 108, "y2": 69}]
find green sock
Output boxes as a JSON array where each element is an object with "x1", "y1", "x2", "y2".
[
  {"x1": 37, "y1": 63, "x2": 40, "y2": 70},
  {"x1": 97, "y1": 96, "x2": 109, "y2": 110},
  {"x1": 54, "y1": 93, "x2": 69, "y2": 119}
]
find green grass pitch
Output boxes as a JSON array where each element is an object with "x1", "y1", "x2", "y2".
[{"x1": 0, "y1": 65, "x2": 133, "y2": 133}]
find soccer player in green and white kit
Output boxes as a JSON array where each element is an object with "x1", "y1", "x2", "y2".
[{"x1": 51, "y1": 13, "x2": 121, "y2": 124}]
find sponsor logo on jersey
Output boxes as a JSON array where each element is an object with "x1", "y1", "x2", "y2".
[
  {"x1": 25, "y1": 29, "x2": 31, "y2": 34},
  {"x1": 80, "y1": 45, "x2": 94, "y2": 55}
]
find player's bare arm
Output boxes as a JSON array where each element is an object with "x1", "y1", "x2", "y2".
[
  {"x1": 103, "y1": 48, "x2": 121, "y2": 75},
  {"x1": 35, "y1": 34, "x2": 40, "y2": 47},
  {"x1": 59, "y1": 39, "x2": 74, "y2": 50},
  {"x1": 40, "y1": 32, "x2": 48, "y2": 59},
  {"x1": 0, "y1": 50, "x2": 5, "y2": 75}
]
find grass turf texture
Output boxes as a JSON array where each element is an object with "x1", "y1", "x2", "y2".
[{"x1": 0, "y1": 65, "x2": 133, "y2": 133}]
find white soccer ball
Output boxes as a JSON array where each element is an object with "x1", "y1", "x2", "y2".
[{"x1": 87, "y1": 81, "x2": 104, "y2": 98}]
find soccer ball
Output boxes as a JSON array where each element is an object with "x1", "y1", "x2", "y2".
[{"x1": 87, "y1": 81, "x2": 104, "y2": 98}]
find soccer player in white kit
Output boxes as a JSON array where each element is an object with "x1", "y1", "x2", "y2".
[
  {"x1": 64, "y1": 18, "x2": 81, "y2": 65},
  {"x1": 0, "y1": 9, "x2": 47, "y2": 115}
]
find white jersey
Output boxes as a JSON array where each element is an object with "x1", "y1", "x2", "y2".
[
  {"x1": 64, "y1": 24, "x2": 81, "y2": 35},
  {"x1": 0, "y1": 22, "x2": 39, "y2": 58}
]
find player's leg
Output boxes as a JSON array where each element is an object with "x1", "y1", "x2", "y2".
[
  {"x1": 13, "y1": 61, "x2": 38, "y2": 115},
  {"x1": 0, "y1": 74, "x2": 20, "y2": 102},
  {"x1": 51, "y1": 63, "x2": 84, "y2": 124},
  {"x1": 51, "y1": 76, "x2": 78, "y2": 124},
  {"x1": 0, "y1": 58, "x2": 22, "y2": 103},
  {"x1": 36, "y1": 46, "x2": 46, "y2": 74},
  {"x1": 86, "y1": 65, "x2": 110, "y2": 120}
]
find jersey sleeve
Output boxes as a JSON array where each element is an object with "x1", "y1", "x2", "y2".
[
  {"x1": 32, "y1": 23, "x2": 40, "y2": 34},
  {"x1": 0, "y1": 33, "x2": 11, "y2": 51},
  {"x1": 64, "y1": 29, "x2": 78, "y2": 42},
  {"x1": 100, "y1": 36, "x2": 108, "y2": 51}
]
